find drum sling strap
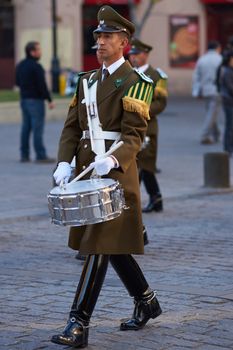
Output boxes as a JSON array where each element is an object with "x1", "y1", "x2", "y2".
[{"x1": 83, "y1": 73, "x2": 120, "y2": 158}]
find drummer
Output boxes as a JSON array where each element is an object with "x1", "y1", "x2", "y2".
[{"x1": 51, "y1": 5, "x2": 162, "y2": 348}]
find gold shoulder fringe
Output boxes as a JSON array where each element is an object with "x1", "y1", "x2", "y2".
[
  {"x1": 122, "y1": 96, "x2": 150, "y2": 120},
  {"x1": 69, "y1": 95, "x2": 78, "y2": 107},
  {"x1": 154, "y1": 86, "x2": 168, "y2": 98}
]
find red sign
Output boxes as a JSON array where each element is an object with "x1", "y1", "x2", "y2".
[{"x1": 200, "y1": 0, "x2": 233, "y2": 4}]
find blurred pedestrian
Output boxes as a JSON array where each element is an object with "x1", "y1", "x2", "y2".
[
  {"x1": 192, "y1": 40, "x2": 222, "y2": 144},
  {"x1": 129, "y1": 38, "x2": 168, "y2": 213},
  {"x1": 216, "y1": 36, "x2": 233, "y2": 93},
  {"x1": 51, "y1": 6, "x2": 162, "y2": 348},
  {"x1": 219, "y1": 50, "x2": 233, "y2": 156},
  {"x1": 16, "y1": 41, "x2": 55, "y2": 163}
]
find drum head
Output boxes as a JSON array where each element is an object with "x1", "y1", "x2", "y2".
[{"x1": 49, "y1": 178, "x2": 117, "y2": 195}]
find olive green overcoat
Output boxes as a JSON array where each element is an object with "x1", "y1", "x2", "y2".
[
  {"x1": 137, "y1": 65, "x2": 167, "y2": 173},
  {"x1": 57, "y1": 61, "x2": 153, "y2": 255}
]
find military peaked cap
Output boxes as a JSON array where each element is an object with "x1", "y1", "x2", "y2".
[
  {"x1": 93, "y1": 5, "x2": 135, "y2": 37},
  {"x1": 129, "y1": 38, "x2": 153, "y2": 54}
]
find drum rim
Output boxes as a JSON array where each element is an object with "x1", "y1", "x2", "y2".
[{"x1": 49, "y1": 178, "x2": 119, "y2": 196}]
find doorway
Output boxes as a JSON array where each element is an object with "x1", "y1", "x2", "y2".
[
  {"x1": 0, "y1": 2, "x2": 15, "y2": 89},
  {"x1": 206, "y1": 4, "x2": 233, "y2": 49}
]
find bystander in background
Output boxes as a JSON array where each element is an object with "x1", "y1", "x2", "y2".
[
  {"x1": 16, "y1": 41, "x2": 55, "y2": 163},
  {"x1": 192, "y1": 40, "x2": 222, "y2": 145},
  {"x1": 219, "y1": 50, "x2": 233, "y2": 156},
  {"x1": 216, "y1": 36, "x2": 233, "y2": 93},
  {"x1": 128, "y1": 38, "x2": 168, "y2": 213}
]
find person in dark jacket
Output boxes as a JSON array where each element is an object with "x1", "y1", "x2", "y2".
[
  {"x1": 216, "y1": 36, "x2": 233, "y2": 93},
  {"x1": 219, "y1": 50, "x2": 233, "y2": 156},
  {"x1": 128, "y1": 38, "x2": 168, "y2": 213},
  {"x1": 16, "y1": 41, "x2": 55, "y2": 163}
]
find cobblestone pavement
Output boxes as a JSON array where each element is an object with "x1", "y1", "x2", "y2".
[{"x1": 0, "y1": 97, "x2": 233, "y2": 349}]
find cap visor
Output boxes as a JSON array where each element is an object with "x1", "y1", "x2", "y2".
[
  {"x1": 128, "y1": 48, "x2": 141, "y2": 55},
  {"x1": 93, "y1": 26, "x2": 124, "y2": 34}
]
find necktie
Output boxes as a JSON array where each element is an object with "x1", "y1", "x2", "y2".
[{"x1": 102, "y1": 68, "x2": 110, "y2": 81}]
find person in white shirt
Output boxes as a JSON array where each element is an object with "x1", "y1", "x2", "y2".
[{"x1": 192, "y1": 40, "x2": 222, "y2": 144}]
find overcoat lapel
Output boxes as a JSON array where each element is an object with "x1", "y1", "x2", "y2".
[{"x1": 87, "y1": 69, "x2": 101, "y2": 87}]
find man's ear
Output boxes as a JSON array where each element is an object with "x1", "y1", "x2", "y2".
[{"x1": 121, "y1": 37, "x2": 129, "y2": 50}]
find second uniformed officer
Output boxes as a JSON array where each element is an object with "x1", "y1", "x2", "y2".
[
  {"x1": 51, "y1": 6, "x2": 162, "y2": 349},
  {"x1": 129, "y1": 38, "x2": 168, "y2": 213}
]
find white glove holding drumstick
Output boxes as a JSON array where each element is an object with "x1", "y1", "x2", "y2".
[
  {"x1": 53, "y1": 162, "x2": 72, "y2": 185},
  {"x1": 53, "y1": 141, "x2": 123, "y2": 186},
  {"x1": 69, "y1": 141, "x2": 123, "y2": 184},
  {"x1": 92, "y1": 155, "x2": 119, "y2": 176}
]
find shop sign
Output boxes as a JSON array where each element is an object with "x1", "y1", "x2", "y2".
[{"x1": 169, "y1": 15, "x2": 199, "y2": 68}]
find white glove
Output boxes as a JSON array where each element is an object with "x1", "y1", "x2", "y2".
[
  {"x1": 53, "y1": 162, "x2": 72, "y2": 185},
  {"x1": 92, "y1": 156, "x2": 115, "y2": 176}
]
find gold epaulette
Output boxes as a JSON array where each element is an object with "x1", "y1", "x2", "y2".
[
  {"x1": 122, "y1": 80, "x2": 154, "y2": 120},
  {"x1": 154, "y1": 86, "x2": 168, "y2": 98},
  {"x1": 155, "y1": 67, "x2": 168, "y2": 96}
]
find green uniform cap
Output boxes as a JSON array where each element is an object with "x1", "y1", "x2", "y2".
[
  {"x1": 93, "y1": 5, "x2": 135, "y2": 38},
  {"x1": 129, "y1": 38, "x2": 153, "y2": 55}
]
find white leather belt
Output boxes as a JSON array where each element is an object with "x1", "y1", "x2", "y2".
[{"x1": 82, "y1": 130, "x2": 120, "y2": 141}]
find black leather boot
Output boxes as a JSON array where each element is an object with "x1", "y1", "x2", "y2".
[
  {"x1": 142, "y1": 194, "x2": 163, "y2": 213},
  {"x1": 51, "y1": 316, "x2": 88, "y2": 348},
  {"x1": 110, "y1": 255, "x2": 149, "y2": 299},
  {"x1": 75, "y1": 252, "x2": 86, "y2": 261},
  {"x1": 110, "y1": 255, "x2": 161, "y2": 330},
  {"x1": 51, "y1": 255, "x2": 109, "y2": 348},
  {"x1": 120, "y1": 289, "x2": 162, "y2": 331}
]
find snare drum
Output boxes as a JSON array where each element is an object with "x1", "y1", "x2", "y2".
[{"x1": 48, "y1": 178, "x2": 125, "y2": 226}]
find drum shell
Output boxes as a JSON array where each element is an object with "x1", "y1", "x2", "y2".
[{"x1": 48, "y1": 178, "x2": 125, "y2": 226}]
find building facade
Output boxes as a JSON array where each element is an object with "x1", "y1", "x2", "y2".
[{"x1": 1, "y1": 0, "x2": 233, "y2": 94}]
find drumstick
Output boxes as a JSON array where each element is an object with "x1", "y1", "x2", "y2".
[{"x1": 69, "y1": 141, "x2": 123, "y2": 184}]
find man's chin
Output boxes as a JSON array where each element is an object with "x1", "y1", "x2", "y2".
[{"x1": 98, "y1": 52, "x2": 106, "y2": 59}]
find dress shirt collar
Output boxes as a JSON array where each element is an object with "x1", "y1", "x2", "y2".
[
  {"x1": 137, "y1": 63, "x2": 149, "y2": 73},
  {"x1": 102, "y1": 56, "x2": 125, "y2": 76}
]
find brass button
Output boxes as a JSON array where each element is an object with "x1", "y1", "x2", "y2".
[
  {"x1": 84, "y1": 144, "x2": 88, "y2": 149},
  {"x1": 82, "y1": 165, "x2": 86, "y2": 170}
]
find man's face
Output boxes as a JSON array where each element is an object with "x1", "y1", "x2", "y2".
[
  {"x1": 96, "y1": 32, "x2": 128, "y2": 66},
  {"x1": 96, "y1": 49, "x2": 103, "y2": 65},
  {"x1": 129, "y1": 52, "x2": 148, "y2": 68},
  {"x1": 31, "y1": 44, "x2": 42, "y2": 60}
]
